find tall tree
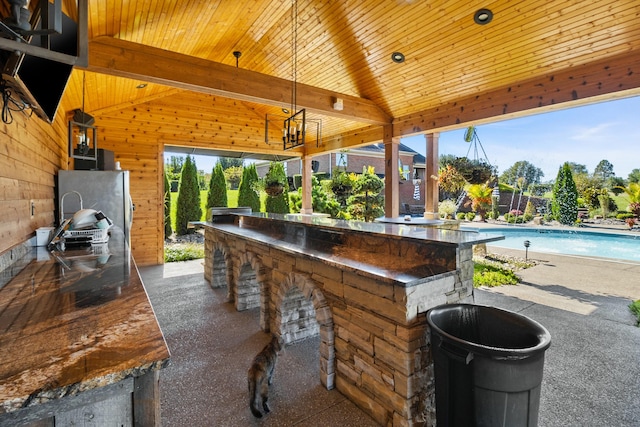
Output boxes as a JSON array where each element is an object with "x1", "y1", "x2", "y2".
[
  {"x1": 347, "y1": 166, "x2": 385, "y2": 222},
  {"x1": 164, "y1": 171, "x2": 172, "y2": 238},
  {"x1": 628, "y1": 168, "x2": 640, "y2": 184},
  {"x1": 552, "y1": 162, "x2": 578, "y2": 225},
  {"x1": 566, "y1": 162, "x2": 588, "y2": 176},
  {"x1": 499, "y1": 160, "x2": 544, "y2": 186},
  {"x1": 219, "y1": 157, "x2": 244, "y2": 170},
  {"x1": 166, "y1": 155, "x2": 184, "y2": 174},
  {"x1": 176, "y1": 155, "x2": 202, "y2": 234},
  {"x1": 238, "y1": 164, "x2": 261, "y2": 212},
  {"x1": 438, "y1": 154, "x2": 458, "y2": 168},
  {"x1": 593, "y1": 159, "x2": 615, "y2": 181},
  {"x1": 206, "y1": 162, "x2": 228, "y2": 209},
  {"x1": 264, "y1": 162, "x2": 290, "y2": 214}
]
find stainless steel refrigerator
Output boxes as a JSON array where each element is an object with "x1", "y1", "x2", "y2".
[{"x1": 57, "y1": 170, "x2": 134, "y2": 245}]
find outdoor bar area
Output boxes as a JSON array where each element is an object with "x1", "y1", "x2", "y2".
[{"x1": 199, "y1": 210, "x2": 502, "y2": 425}]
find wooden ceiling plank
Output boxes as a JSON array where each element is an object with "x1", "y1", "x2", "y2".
[{"x1": 324, "y1": 0, "x2": 640, "y2": 108}]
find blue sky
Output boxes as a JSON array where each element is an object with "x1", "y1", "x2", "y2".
[
  {"x1": 402, "y1": 96, "x2": 640, "y2": 182},
  {"x1": 177, "y1": 96, "x2": 639, "y2": 182}
]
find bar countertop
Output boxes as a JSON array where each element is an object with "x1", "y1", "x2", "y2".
[
  {"x1": 197, "y1": 212, "x2": 504, "y2": 287},
  {"x1": 0, "y1": 230, "x2": 170, "y2": 415}
]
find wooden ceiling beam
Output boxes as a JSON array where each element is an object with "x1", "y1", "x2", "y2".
[
  {"x1": 393, "y1": 50, "x2": 640, "y2": 136},
  {"x1": 86, "y1": 36, "x2": 391, "y2": 126}
]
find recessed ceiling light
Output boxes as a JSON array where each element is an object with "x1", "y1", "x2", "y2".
[
  {"x1": 474, "y1": 8, "x2": 493, "y2": 25},
  {"x1": 391, "y1": 52, "x2": 405, "y2": 63},
  {"x1": 282, "y1": 108, "x2": 290, "y2": 114},
  {"x1": 136, "y1": 83, "x2": 147, "y2": 89}
]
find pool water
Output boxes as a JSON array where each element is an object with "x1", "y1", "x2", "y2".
[{"x1": 466, "y1": 227, "x2": 640, "y2": 262}]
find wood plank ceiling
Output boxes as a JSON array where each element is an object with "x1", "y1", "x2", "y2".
[{"x1": 55, "y1": 0, "x2": 640, "y2": 157}]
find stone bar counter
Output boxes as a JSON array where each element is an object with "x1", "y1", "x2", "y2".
[
  {"x1": 0, "y1": 231, "x2": 170, "y2": 426},
  {"x1": 199, "y1": 212, "x2": 502, "y2": 426}
]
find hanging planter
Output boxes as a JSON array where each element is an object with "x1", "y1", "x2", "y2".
[
  {"x1": 264, "y1": 182, "x2": 284, "y2": 196},
  {"x1": 454, "y1": 126, "x2": 496, "y2": 184},
  {"x1": 331, "y1": 184, "x2": 352, "y2": 197},
  {"x1": 331, "y1": 170, "x2": 353, "y2": 198},
  {"x1": 259, "y1": 161, "x2": 287, "y2": 197},
  {"x1": 453, "y1": 157, "x2": 494, "y2": 184}
]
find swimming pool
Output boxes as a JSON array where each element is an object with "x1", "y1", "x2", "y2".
[{"x1": 463, "y1": 227, "x2": 640, "y2": 262}]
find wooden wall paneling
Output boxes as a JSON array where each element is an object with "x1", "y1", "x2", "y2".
[
  {"x1": 97, "y1": 119, "x2": 161, "y2": 266},
  {"x1": 0, "y1": 102, "x2": 67, "y2": 255}
]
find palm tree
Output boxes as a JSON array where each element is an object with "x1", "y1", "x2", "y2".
[{"x1": 465, "y1": 184, "x2": 493, "y2": 221}]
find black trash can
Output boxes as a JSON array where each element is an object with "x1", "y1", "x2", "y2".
[{"x1": 427, "y1": 304, "x2": 551, "y2": 427}]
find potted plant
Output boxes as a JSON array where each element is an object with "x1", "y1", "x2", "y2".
[{"x1": 452, "y1": 157, "x2": 495, "y2": 184}]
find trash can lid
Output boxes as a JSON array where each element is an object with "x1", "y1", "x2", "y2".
[{"x1": 427, "y1": 304, "x2": 551, "y2": 360}]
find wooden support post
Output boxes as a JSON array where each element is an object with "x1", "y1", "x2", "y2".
[
  {"x1": 300, "y1": 156, "x2": 313, "y2": 214},
  {"x1": 383, "y1": 125, "x2": 400, "y2": 218},
  {"x1": 424, "y1": 133, "x2": 440, "y2": 219}
]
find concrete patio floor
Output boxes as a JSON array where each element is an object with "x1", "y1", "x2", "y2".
[{"x1": 139, "y1": 245, "x2": 640, "y2": 426}]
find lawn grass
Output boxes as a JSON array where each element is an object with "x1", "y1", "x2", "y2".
[
  {"x1": 167, "y1": 189, "x2": 275, "y2": 232},
  {"x1": 164, "y1": 243, "x2": 205, "y2": 262},
  {"x1": 168, "y1": 189, "x2": 240, "y2": 232}
]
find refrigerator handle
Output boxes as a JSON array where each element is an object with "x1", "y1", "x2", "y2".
[{"x1": 129, "y1": 195, "x2": 135, "y2": 222}]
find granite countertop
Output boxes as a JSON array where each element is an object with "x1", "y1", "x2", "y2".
[
  {"x1": 198, "y1": 213, "x2": 504, "y2": 286},
  {"x1": 0, "y1": 230, "x2": 170, "y2": 414},
  {"x1": 198, "y1": 212, "x2": 504, "y2": 247}
]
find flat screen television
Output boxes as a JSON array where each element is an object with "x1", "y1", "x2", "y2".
[{"x1": 1, "y1": 2, "x2": 77, "y2": 123}]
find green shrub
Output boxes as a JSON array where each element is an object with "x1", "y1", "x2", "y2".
[
  {"x1": 465, "y1": 212, "x2": 476, "y2": 221},
  {"x1": 617, "y1": 212, "x2": 636, "y2": 220},
  {"x1": 630, "y1": 300, "x2": 640, "y2": 326},
  {"x1": 164, "y1": 243, "x2": 205, "y2": 262},
  {"x1": 206, "y1": 162, "x2": 228, "y2": 209},
  {"x1": 290, "y1": 176, "x2": 341, "y2": 217},
  {"x1": 505, "y1": 213, "x2": 526, "y2": 223},
  {"x1": 552, "y1": 162, "x2": 579, "y2": 225},
  {"x1": 473, "y1": 261, "x2": 518, "y2": 287},
  {"x1": 176, "y1": 155, "x2": 202, "y2": 235},
  {"x1": 524, "y1": 200, "x2": 535, "y2": 217},
  {"x1": 224, "y1": 166, "x2": 243, "y2": 190},
  {"x1": 347, "y1": 166, "x2": 385, "y2": 222},
  {"x1": 264, "y1": 162, "x2": 290, "y2": 214},
  {"x1": 490, "y1": 195, "x2": 500, "y2": 219},
  {"x1": 238, "y1": 164, "x2": 261, "y2": 212},
  {"x1": 456, "y1": 212, "x2": 466, "y2": 220}
]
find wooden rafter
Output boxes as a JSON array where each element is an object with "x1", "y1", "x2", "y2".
[{"x1": 85, "y1": 37, "x2": 391, "y2": 126}]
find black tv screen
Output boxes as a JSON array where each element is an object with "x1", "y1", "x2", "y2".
[{"x1": 1, "y1": 3, "x2": 77, "y2": 123}]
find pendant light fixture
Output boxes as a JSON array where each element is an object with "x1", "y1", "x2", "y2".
[{"x1": 265, "y1": 0, "x2": 321, "y2": 149}]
